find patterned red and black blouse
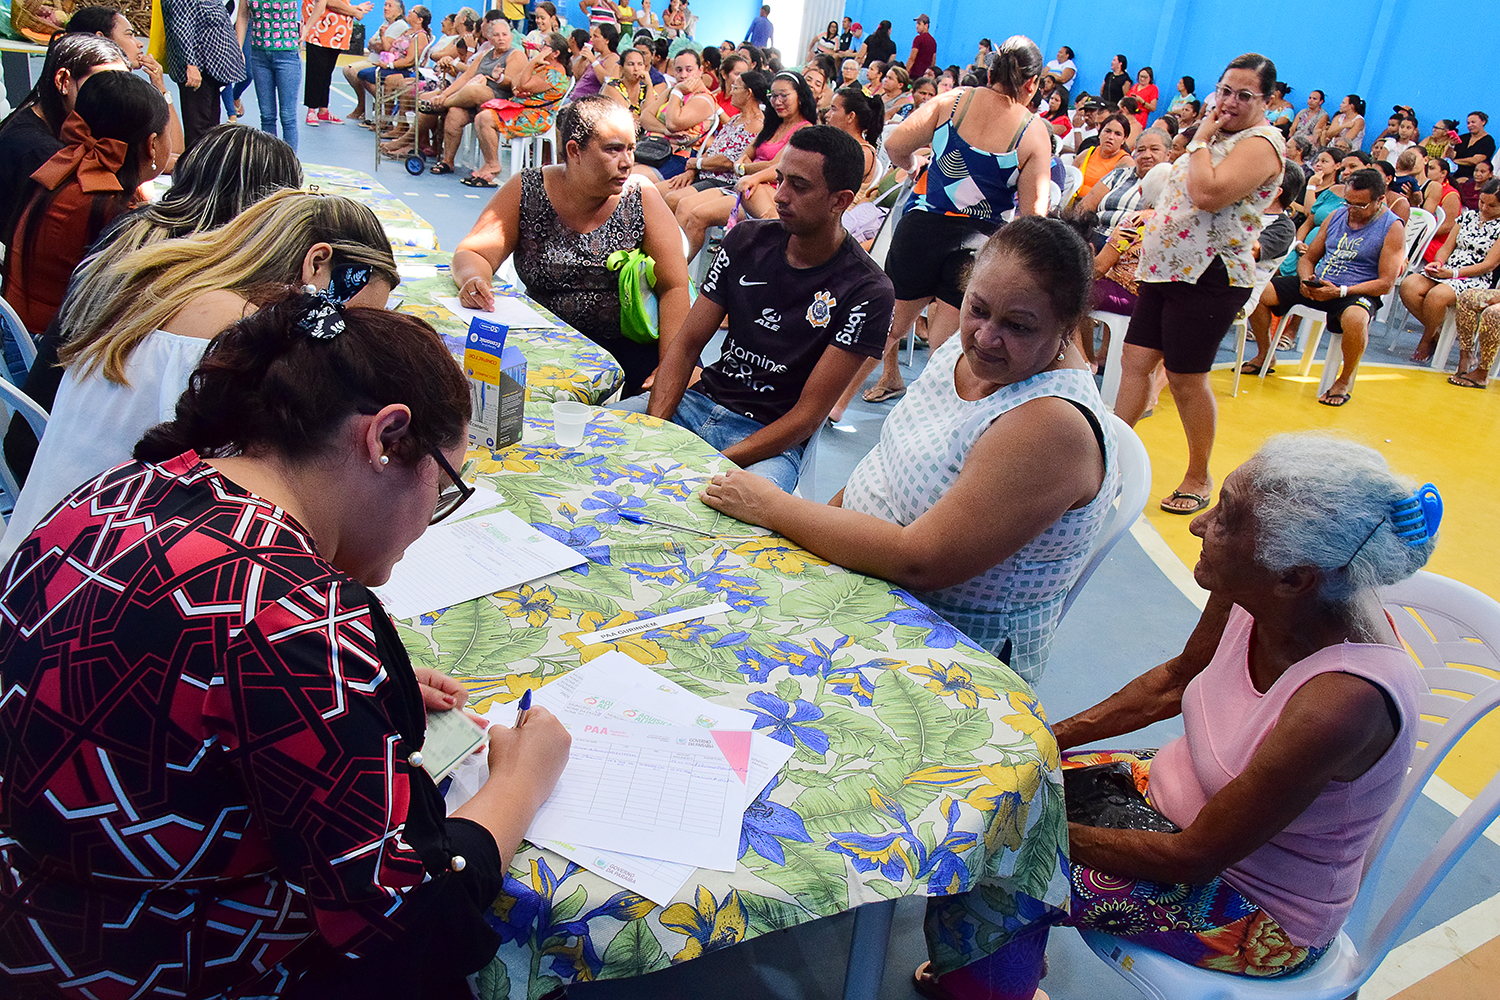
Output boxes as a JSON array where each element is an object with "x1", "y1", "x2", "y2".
[{"x1": 0, "y1": 452, "x2": 503, "y2": 999}]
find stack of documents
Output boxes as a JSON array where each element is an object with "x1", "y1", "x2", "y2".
[
  {"x1": 448, "y1": 651, "x2": 794, "y2": 904},
  {"x1": 374, "y1": 503, "x2": 586, "y2": 620}
]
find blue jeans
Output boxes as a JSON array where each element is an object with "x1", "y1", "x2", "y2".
[
  {"x1": 3, "y1": 330, "x2": 29, "y2": 385},
  {"x1": 614, "y1": 389, "x2": 805, "y2": 492},
  {"x1": 220, "y1": 37, "x2": 253, "y2": 115},
  {"x1": 249, "y1": 47, "x2": 301, "y2": 151}
]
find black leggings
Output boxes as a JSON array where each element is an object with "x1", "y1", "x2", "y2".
[{"x1": 304, "y1": 43, "x2": 342, "y2": 108}]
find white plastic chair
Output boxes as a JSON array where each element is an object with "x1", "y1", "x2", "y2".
[
  {"x1": 0, "y1": 296, "x2": 37, "y2": 378},
  {"x1": 1257, "y1": 303, "x2": 1327, "y2": 386},
  {"x1": 505, "y1": 134, "x2": 536, "y2": 178},
  {"x1": 1378, "y1": 207, "x2": 1439, "y2": 344},
  {"x1": 1228, "y1": 252, "x2": 1288, "y2": 396},
  {"x1": 1088, "y1": 310, "x2": 1131, "y2": 408},
  {"x1": 1057, "y1": 415, "x2": 1150, "y2": 621},
  {"x1": 1079, "y1": 569, "x2": 1500, "y2": 1000},
  {"x1": 1060, "y1": 164, "x2": 1083, "y2": 207},
  {"x1": 0, "y1": 375, "x2": 49, "y2": 518},
  {"x1": 532, "y1": 122, "x2": 558, "y2": 165}
]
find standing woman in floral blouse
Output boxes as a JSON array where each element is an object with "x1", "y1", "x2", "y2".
[
  {"x1": 238, "y1": 0, "x2": 304, "y2": 149},
  {"x1": 1113, "y1": 53, "x2": 1285, "y2": 516}
]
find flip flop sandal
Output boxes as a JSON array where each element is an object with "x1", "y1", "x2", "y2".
[
  {"x1": 1238, "y1": 361, "x2": 1274, "y2": 374},
  {"x1": 862, "y1": 384, "x2": 906, "y2": 403},
  {"x1": 460, "y1": 174, "x2": 498, "y2": 187},
  {"x1": 1160, "y1": 490, "x2": 1211, "y2": 514},
  {"x1": 430, "y1": 162, "x2": 455, "y2": 174},
  {"x1": 1318, "y1": 391, "x2": 1352, "y2": 407},
  {"x1": 1448, "y1": 374, "x2": 1488, "y2": 388}
]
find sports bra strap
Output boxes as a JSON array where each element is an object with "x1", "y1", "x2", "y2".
[
  {"x1": 1006, "y1": 112, "x2": 1036, "y2": 153},
  {"x1": 950, "y1": 87, "x2": 977, "y2": 129}
]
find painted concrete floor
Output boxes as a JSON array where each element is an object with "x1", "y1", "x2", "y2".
[
  {"x1": 6, "y1": 65, "x2": 1492, "y2": 999},
  {"x1": 191, "y1": 75, "x2": 1500, "y2": 996}
]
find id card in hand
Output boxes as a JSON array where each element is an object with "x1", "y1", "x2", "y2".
[{"x1": 421, "y1": 709, "x2": 490, "y2": 781}]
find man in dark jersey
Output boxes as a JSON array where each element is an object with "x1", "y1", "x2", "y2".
[{"x1": 621, "y1": 125, "x2": 894, "y2": 491}]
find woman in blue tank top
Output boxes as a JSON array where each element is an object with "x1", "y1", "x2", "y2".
[{"x1": 838, "y1": 34, "x2": 1052, "y2": 409}]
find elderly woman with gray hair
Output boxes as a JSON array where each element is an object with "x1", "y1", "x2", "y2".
[{"x1": 1051, "y1": 433, "x2": 1438, "y2": 978}]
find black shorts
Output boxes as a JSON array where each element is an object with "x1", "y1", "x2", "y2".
[
  {"x1": 1266, "y1": 274, "x2": 1382, "y2": 334},
  {"x1": 884, "y1": 209, "x2": 1000, "y2": 307},
  {"x1": 1124, "y1": 257, "x2": 1254, "y2": 374}
]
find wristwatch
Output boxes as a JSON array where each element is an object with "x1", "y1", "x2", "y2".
[{"x1": 1186, "y1": 140, "x2": 1207, "y2": 154}]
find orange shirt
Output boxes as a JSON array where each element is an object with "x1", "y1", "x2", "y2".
[
  {"x1": 303, "y1": 0, "x2": 354, "y2": 50},
  {"x1": 1076, "y1": 145, "x2": 1131, "y2": 202}
]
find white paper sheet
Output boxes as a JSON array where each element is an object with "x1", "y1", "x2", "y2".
[
  {"x1": 527, "y1": 719, "x2": 745, "y2": 871},
  {"x1": 374, "y1": 510, "x2": 584, "y2": 619},
  {"x1": 448, "y1": 481, "x2": 506, "y2": 521},
  {"x1": 532, "y1": 838, "x2": 696, "y2": 907},
  {"x1": 564, "y1": 653, "x2": 794, "y2": 805},
  {"x1": 572, "y1": 602, "x2": 733, "y2": 645},
  {"x1": 436, "y1": 293, "x2": 563, "y2": 331}
]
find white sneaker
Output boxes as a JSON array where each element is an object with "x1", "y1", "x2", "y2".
[{"x1": 305, "y1": 110, "x2": 319, "y2": 126}]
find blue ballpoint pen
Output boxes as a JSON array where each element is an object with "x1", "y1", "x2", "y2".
[{"x1": 514, "y1": 688, "x2": 532, "y2": 728}]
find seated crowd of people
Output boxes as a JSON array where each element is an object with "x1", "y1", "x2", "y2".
[{"x1": 0, "y1": 10, "x2": 1469, "y2": 1000}]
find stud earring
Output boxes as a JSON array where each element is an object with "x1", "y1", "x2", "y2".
[
  {"x1": 303, "y1": 283, "x2": 319, "y2": 295},
  {"x1": 379, "y1": 455, "x2": 390, "y2": 466}
]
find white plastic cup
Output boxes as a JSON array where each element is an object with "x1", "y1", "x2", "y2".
[{"x1": 551, "y1": 400, "x2": 591, "y2": 447}]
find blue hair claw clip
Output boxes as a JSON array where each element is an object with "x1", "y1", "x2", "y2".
[{"x1": 1390, "y1": 483, "x2": 1441, "y2": 546}]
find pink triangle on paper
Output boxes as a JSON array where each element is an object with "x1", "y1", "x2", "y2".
[{"x1": 710, "y1": 729, "x2": 752, "y2": 784}]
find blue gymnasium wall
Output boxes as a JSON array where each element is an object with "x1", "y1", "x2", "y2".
[
  {"x1": 835, "y1": 0, "x2": 1496, "y2": 146},
  {"x1": 689, "y1": 1, "x2": 760, "y2": 50}
]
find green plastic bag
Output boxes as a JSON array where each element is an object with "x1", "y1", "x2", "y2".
[{"x1": 607, "y1": 248, "x2": 660, "y2": 344}]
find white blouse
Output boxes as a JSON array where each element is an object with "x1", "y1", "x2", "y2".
[
  {"x1": 841, "y1": 337, "x2": 1119, "y2": 684},
  {"x1": 1, "y1": 331, "x2": 210, "y2": 563}
]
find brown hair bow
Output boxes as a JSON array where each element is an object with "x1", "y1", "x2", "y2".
[{"x1": 31, "y1": 112, "x2": 130, "y2": 193}]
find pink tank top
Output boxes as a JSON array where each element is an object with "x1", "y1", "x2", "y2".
[
  {"x1": 1147, "y1": 605, "x2": 1422, "y2": 948},
  {"x1": 752, "y1": 119, "x2": 810, "y2": 162}
]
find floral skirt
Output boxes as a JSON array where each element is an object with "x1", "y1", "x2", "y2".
[{"x1": 1061, "y1": 750, "x2": 1328, "y2": 979}]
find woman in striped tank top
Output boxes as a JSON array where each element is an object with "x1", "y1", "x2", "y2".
[{"x1": 840, "y1": 34, "x2": 1052, "y2": 409}]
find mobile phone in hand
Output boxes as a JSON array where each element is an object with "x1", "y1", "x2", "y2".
[{"x1": 1302, "y1": 277, "x2": 1327, "y2": 287}]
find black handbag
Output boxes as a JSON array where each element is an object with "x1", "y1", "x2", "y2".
[
  {"x1": 1063, "y1": 762, "x2": 1182, "y2": 833},
  {"x1": 634, "y1": 135, "x2": 674, "y2": 167}
]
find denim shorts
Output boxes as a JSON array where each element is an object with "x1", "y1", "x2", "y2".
[{"x1": 613, "y1": 389, "x2": 805, "y2": 492}]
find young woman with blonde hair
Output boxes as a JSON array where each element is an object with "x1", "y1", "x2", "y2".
[{"x1": 0, "y1": 191, "x2": 399, "y2": 559}]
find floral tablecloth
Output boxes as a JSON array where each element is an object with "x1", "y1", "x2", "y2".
[
  {"x1": 394, "y1": 405, "x2": 1069, "y2": 1000},
  {"x1": 396, "y1": 262, "x2": 627, "y2": 404},
  {"x1": 303, "y1": 162, "x2": 436, "y2": 250},
  {"x1": 302, "y1": 164, "x2": 626, "y2": 404}
]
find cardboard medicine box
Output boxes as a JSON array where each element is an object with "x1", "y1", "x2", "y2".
[{"x1": 463, "y1": 317, "x2": 527, "y2": 451}]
